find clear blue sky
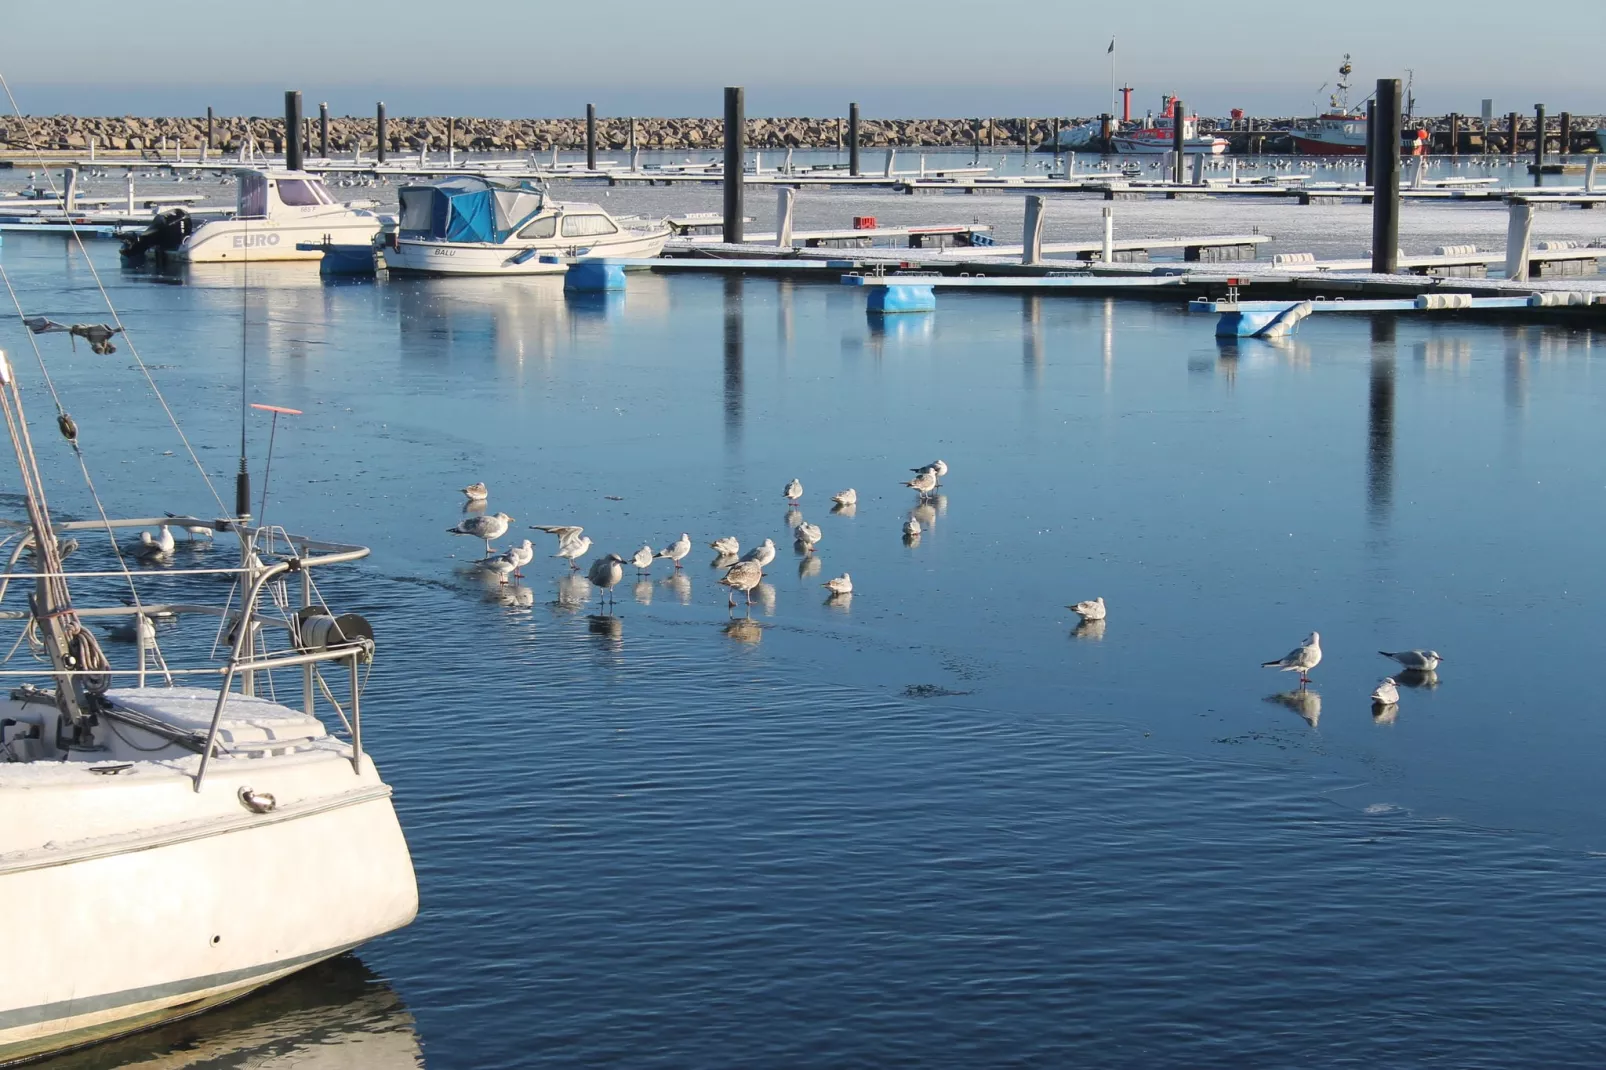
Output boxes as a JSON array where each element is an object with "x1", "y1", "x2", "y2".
[{"x1": 5, "y1": 0, "x2": 1602, "y2": 117}]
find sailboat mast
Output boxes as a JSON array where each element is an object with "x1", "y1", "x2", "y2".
[{"x1": 0, "y1": 350, "x2": 87, "y2": 725}]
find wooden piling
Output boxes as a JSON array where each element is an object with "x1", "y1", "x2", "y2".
[
  {"x1": 1448, "y1": 113, "x2": 1459, "y2": 156},
  {"x1": 586, "y1": 103, "x2": 597, "y2": 170},
  {"x1": 1371, "y1": 78, "x2": 1402, "y2": 274},
  {"x1": 1534, "y1": 104, "x2": 1545, "y2": 168},
  {"x1": 723, "y1": 87, "x2": 744, "y2": 244},
  {"x1": 849, "y1": 102, "x2": 860, "y2": 176},
  {"x1": 447, "y1": 116, "x2": 456, "y2": 163},
  {"x1": 376, "y1": 102, "x2": 387, "y2": 164},
  {"x1": 1507, "y1": 111, "x2": 1519, "y2": 157},
  {"x1": 1560, "y1": 111, "x2": 1572, "y2": 156},
  {"x1": 284, "y1": 90, "x2": 304, "y2": 171},
  {"x1": 1171, "y1": 98, "x2": 1185, "y2": 184},
  {"x1": 206, "y1": 106, "x2": 214, "y2": 150},
  {"x1": 319, "y1": 102, "x2": 329, "y2": 159}
]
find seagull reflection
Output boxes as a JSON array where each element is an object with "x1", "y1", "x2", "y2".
[
  {"x1": 1395, "y1": 668, "x2": 1440, "y2": 690},
  {"x1": 830, "y1": 501, "x2": 858, "y2": 518},
  {"x1": 488, "y1": 582, "x2": 534, "y2": 609},
  {"x1": 798, "y1": 554, "x2": 822, "y2": 578},
  {"x1": 654, "y1": 572, "x2": 691, "y2": 605},
  {"x1": 1372, "y1": 703, "x2": 1399, "y2": 725},
  {"x1": 785, "y1": 507, "x2": 803, "y2": 530},
  {"x1": 587, "y1": 614, "x2": 624, "y2": 641},
  {"x1": 1265, "y1": 689, "x2": 1322, "y2": 728},
  {"x1": 929, "y1": 493, "x2": 948, "y2": 517},
  {"x1": 632, "y1": 578, "x2": 654, "y2": 605},
  {"x1": 724, "y1": 617, "x2": 763, "y2": 644},
  {"x1": 754, "y1": 582, "x2": 777, "y2": 616},
  {"x1": 909, "y1": 501, "x2": 937, "y2": 530},
  {"x1": 1071, "y1": 618, "x2": 1107, "y2": 641},
  {"x1": 825, "y1": 590, "x2": 853, "y2": 611},
  {"x1": 711, "y1": 552, "x2": 739, "y2": 569},
  {"x1": 553, "y1": 572, "x2": 591, "y2": 614},
  {"x1": 462, "y1": 499, "x2": 487, "y2": 515}
]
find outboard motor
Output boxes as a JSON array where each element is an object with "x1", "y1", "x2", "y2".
[{"x1": 119, "y1": 208, "x2": 193, "y2": 262}]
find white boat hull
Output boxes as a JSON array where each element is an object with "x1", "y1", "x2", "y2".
[
  {"x1": 175, "y1": 215, "x2": 383, "y2": 263},
  {"x1": 1110, "y1": 136, "x2": 1228, "y2": 156},
  {"x1": 384, "y1": 228, "x2": 670, "y2": 276},
  {"x1": 0, "y1": 748, "x2": 416, "y2": 1065}
]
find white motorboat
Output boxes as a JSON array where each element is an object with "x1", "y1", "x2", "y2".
[
  {"x1": 171, "y1": 169, "x2": 384, "y2": 263},
  {"x1": 382, "y1": 177, "x2": 670, "y2": 276},
  {"x1": 1110, "y1": 99, "x2": 1228, "y2": 155},
  {"x1": 0, "y1": 333, "x2": 416, "y2": 1058}
]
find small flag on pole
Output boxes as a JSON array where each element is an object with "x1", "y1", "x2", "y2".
[{"x1": 1107, "y1": 38, "x2": 1115, "y2": 54}]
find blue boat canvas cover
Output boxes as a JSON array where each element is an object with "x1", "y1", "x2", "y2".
[{"x1": 397, "y1": 178, "x2": 546, "y2": 242}]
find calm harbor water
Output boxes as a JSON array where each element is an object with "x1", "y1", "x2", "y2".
[{"x1": 7, "y1": 225, "x2": 1606, "y2": 1066}]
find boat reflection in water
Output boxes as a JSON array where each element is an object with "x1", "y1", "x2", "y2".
[{"x1": 34, "y1": 957, "x2": 423, "y2": 1070}]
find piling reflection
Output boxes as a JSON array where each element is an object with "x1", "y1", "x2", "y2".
[
  {"x1": 33, "y1": 956, "x2": 423, "y2": 1070},
  {"x1": 1367, "y1": 317, "x2": 1396, "y2": 525},
  {"x1": 723, "y1": 275, "x2": 744, "y2": 447},
  {"x1": 1504, "y1": 325, "x2": 1529, "y2": 414},
  {"x1": 1023, "y1": 294, "x2": 1044, "y2": 387}
]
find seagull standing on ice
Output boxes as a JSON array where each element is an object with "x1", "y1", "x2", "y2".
[
  {"x1": 1263, "y1": 631, "x2": 1322, "y2": 686},
  {"x1": 484, "y1": 539, "x2": 534, "y2": 584},
  {"x1": 462, "y1": 482, "x2": 489, "y2": 502},
  {"x1": 449, "y1": 512, "x2": 513, "y2": 557},
  {"x1": 737, "y1": 538, "x2": 776, "y2": 567},
  {"x1": 911, "y1": 459, "x2": 948, "y2": 484},
  {"x1": 783, "y1": 478, "x2": 803, "y2": 505},
  {"x1": 719, "y1": 559, "x2": 765, "y2": 608},
  {"x1": 709, "y1": 536, "x2": 740, "y2": 556},
  {"x1": 904, "y1": 469, "x2": 938, "y2": 496},
  {"x1": 654, "y1": 533, "x2": 692, "y2": 570},
  {"x1": 823, "y1": 573, "x2": 853, "y2": 595},
  {"x1": 631, "y1": 544, "x2": 655, "y2": 575},
  {"x1": 532, "y1": 525, "x2": 591, "y2": 569},
  {"x1": 587, "y1": 553, "x2": 625, "y2": 610},
  {"x1": 793, "y1": 521, "x2": 822, "y2": 552}
]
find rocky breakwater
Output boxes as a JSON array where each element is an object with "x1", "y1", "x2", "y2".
[{"x1": 0, "y1": 114, "x2": 1089, "y2": 153}]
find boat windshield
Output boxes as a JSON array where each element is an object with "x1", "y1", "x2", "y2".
[
  {"x1": 275, "y1": 179, "x2": 332, "y2": 207},
  {"x1": 517, "y1": 215, "x2": 557, "y2": 239},
  {"x1": 560, "y1": 214, "x2": 618, "y2": 238}
]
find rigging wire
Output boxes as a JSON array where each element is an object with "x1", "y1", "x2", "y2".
[{"x1": 0, "y1": 69, "x2": 229, "y2": 519}]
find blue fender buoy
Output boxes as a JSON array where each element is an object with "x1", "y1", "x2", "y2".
[
  {"x1": 866, "y1": 283, "x2": 936, "y2": 314},
  {"x1": 564, "y1": 259, "x2": 626, "y2": 292}
]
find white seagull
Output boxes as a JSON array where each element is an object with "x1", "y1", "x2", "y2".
[
  {"x1": 783, "y1": 478, "x2": 803, "y2": 505},
  {"x1": 903, "y1": 469, "x2": 938, "y2": 496},
  {"x1": 1379, "y1": 649, "x2": 1443, "y2": 672},
  {"x1": 737, "y1": 538, "x2": 776, "y2": 567},
  {"x1": 903, "y1": 517, "x2": 921, "y2": 537},
  {"x1": 532, "y1": 524, "x2": 591, "y2": 569},
  {"x1": 823, "y1": 573, "x2": 853, "y2": 595},
  {"x1": 1263, "y1": 631, "x2": 1322, "y2": 686},
  {"x1": 793, "y1": 521, "x2": 822, "y2": 551},
  {"x1": 709, "y1": 536, "x2": 741, "y2": 556},
  {"x1": 134, "y1": 523, "x2": 176, "y2": 561},
  {"x1": 911, "y1": 459, "x2": 948, "y2": 481},
  {"x1": 654, "y1": 533, "x2": 692, "y2": 570},
  {"x1": 448, "y1": 512, "x2": 513, "y2": 556},
  {"x1": 631, "y1": 544, "x2": 656, "y2": 575},
  {"x1": 462, "y1": 481, "x2": 489, "y2": 502},
  {"x1": 1371, "y1": 677, "x2": 1400, "y2": 706},
  {"x1": 1068, "y1": 597, "x2": 1106, "y2": 621},
  {"x1": 484, "y1": 539, "x2": 534, "y2": 584},
  {"x1": 831, "y1": 488, "x2": 857, "y2": 507}
]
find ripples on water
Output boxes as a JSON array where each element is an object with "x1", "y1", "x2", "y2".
[{"x1": 9, "y1": 233, "x2": 1606, "y2": 1068}]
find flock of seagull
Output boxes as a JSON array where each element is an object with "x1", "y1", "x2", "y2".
[
  {"x1": 1259, "y1": 630, "x2": 1447, "y2": 718},
  {"x1": 445, "y1": 462, "x2": 980, "y2": 613},
  {"x1": 443, "y1": 467, "x2": 1444, "y2": 717}
]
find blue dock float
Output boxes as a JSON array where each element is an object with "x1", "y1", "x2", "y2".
[
  {"x1": 1190, "y1": 292, "x2": 1588, "y2": 336},
  {"x1": 295, "y1": 241, "x2": 378, "y2": 276}
]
